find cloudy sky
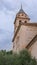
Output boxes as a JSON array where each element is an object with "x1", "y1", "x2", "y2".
[{"x1": 0, "y1": 0, "x2": 37, "y2": 51}]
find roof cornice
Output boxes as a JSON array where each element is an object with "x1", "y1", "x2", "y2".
[{"x1": 14, "y1": 16, "x2": 30, "y2": 24}]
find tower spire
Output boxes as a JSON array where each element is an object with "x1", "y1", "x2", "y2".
[{"x1": 21, "y1": 4, "x2": 22, "y2": 10}]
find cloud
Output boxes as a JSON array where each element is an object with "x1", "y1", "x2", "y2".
[
  {"x1": 0, "y1": 28, "x2": 12, "y2": 51},
  {"x1": 22, "y1": 0, "x2": 37, "y2": 22},
  {"x1": 0, "y1": 0, "x2": 20, "y2": 11},
  {"x1": 0, "y1": 10, "x2": 14, "y2": 32}
]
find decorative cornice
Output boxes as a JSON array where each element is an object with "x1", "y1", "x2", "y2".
[
  {"x1": 12, "y1": 22, "x2": 37, "y2": 42},
  {"x1": 14, "y1": 17, "x2": 30, "y2": 24},
  {"x1": 26, "y1": 35, "x2": 37, "y2": 49},
  {"x1": 21, "y1": 22, "x2": 37, "y2": 26}
]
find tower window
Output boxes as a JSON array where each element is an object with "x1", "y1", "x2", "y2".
[
  {"x1": 19, "y1": 20, "x2": 21, "y2": 23},
  {"x1": 25, "y1": 21, "x2": 27, "y2": 23},
  {"x1": 18, "y1": 14, "x2": 20, "y2": 16}
]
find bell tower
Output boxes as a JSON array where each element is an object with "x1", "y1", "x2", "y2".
[
  {"x1": 14, "y1": 5, "x2": 30, "y2": 33},
  {"x1": 12, "y1": 5, "x2": 30, "y2": 52}
]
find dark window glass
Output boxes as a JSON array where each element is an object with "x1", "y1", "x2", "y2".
[
  {"x1": 25, "y1": 21, "x2": 27, "y2": 23},
  {"x1": 19, "y1": 20, "x2": 21, "y2": 23}
]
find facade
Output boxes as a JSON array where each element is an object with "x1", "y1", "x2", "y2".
[{"x1": 12, "y1": 6, "x2": 37, "y2": 59}]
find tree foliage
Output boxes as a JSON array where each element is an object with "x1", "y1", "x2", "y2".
[{"x1": 0, "y1": 49, "x2": 37, "y2": 65}]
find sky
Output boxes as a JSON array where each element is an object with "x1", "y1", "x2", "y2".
[{"x1": 0, "y1": 0, "x2": 37, "y2": 51}]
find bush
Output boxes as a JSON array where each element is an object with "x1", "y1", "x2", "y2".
[{"x1": 0, "y1": 49, "x2": 37, "y2": 65}]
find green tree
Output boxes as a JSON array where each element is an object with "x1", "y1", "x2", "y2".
[
  {"x1": 13, "y1": 49, "x2": 37, "y2": 65},
  {"x1": 0, "y1": 49, "x2": 37, "y2": 65}
]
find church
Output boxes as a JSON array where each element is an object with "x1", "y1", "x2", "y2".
[{"x1": 12, "y1": 6, "x2": 37, "y2": 59}]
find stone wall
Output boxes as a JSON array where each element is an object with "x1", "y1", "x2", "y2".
[
  {"x1": 13, "y1": 24, "x2": 37, "y2": 53},
  {"x1": 29, "y1": 41, "x2": 37, "y2": 59}
]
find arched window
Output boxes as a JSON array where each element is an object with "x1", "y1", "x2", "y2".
[
  {"x1": 19, "y1": 20, "x2": 21, "y2": 23},
  {"x1": 18, "y1": 14, "x2": 20, "y2": 16},
  {"x1": 25, "y1": 21, "x2": 27, "y2": 23},
  {"x1": 19, "y1": 20, "x2": 21, "y2": 22}
]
